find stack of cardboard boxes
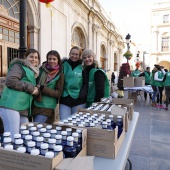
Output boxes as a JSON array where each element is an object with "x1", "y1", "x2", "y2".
[{"x1": 123, "y1": 77, "x2": 145, "y2": 101}]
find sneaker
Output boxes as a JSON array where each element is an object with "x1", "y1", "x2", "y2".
[
  {"x1": 151, "y1": 103, "x2": 157, "y2": 107},
  {"x1": 156, "y1": 104, "x2": 161, "y2": 108},
  {"x1": 159, "y1": 104, "x2": 165, "y2": 109},
  {"x1": 164, "y1": 107, "x2": 168, "y2": 111}
]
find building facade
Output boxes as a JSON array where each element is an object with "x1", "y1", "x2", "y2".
[
  {"x1": 150, "y1": 1, "x2": 170, "y2": 70},
  {"x1": 0, "y1": 0, "x2": 124, "y2": 79}
]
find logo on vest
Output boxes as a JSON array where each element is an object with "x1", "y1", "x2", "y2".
[{"x1": 74, "y1": 72, "x2": 82, "y2": 77}]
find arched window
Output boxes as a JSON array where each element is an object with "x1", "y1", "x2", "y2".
[
  {"x1": 72, "y1": 27, "x2": 86, "y2": 50},
  {"x1": 0, "y1": 0, "x2": 19, "y2": 19}
]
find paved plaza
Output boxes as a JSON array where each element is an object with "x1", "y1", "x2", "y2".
[{"x1": 126, "y1": 92, "x2": 170, "y2": 170}]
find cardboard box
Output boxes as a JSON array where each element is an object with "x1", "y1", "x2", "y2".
[
  {"x1": 0, "y1": 148, "x2": 63, "y2": 170},
  {"x1": 0, "y1": 124, "x2": 87, "y2": 170},
  {"x1": 123, "y1": 77, "x2": 134, "y2": 87},
  {"x1": 78, "y1": 106, "x2": 126, "y2": 159},
  {"x1": 112, "y1": 98, "x2": 134, "y2": 120},
  {"x1": 134, "y1": 77, "x2": 145, "y2": 87},
  {"x1": 55, "y1": 155, "x2": 94, "y2": 170},
  {"x1": 128, "y1": 91, "x2": 137, "y2": 102},
  {"x1": 0, "y1": 77, "x2": 5, "y2": 92}
]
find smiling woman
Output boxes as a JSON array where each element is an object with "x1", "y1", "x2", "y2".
[
  {"x1": 32, "y1": 50, "x2": 64, "y2": 124},
  {"x1": 0, "y1": 49, "x2": 40, "y2": 141}
]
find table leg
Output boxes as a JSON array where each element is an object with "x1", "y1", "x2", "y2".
[{"x1": 127, "y1": 158, "x2": 132, "y2": 170}]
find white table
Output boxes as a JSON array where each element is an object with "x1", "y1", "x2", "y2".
[{"x1": 94, "y1": 112, "x2": 139, "y2": 170}]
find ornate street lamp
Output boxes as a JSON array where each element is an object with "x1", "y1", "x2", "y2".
[
  {"x1": 123, "y1": 33, "x2": 132, "y2": 63},
  {"x1": 18, "y1": 0, "x2": 27, "y2": 59},
  {"x1": 125, "y1": 33, "x2": 131, "y2": 51}
]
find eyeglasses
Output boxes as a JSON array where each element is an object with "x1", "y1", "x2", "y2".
[{"x1": 70, "y1": 53, "x2": 79, "y2": 56}]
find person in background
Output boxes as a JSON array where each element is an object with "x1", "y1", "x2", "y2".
[
  {"x1": 150, "y1": 65, "x2": 159, "y2": 107},
  {"x1": 0, "y1": 49, "x2": 40, "y2": 141},
  {"x1": 111, "y1": 72, "x2": 115, "y2": 85},
  {"x1": 163, "y1": 69, "x2": 170, "y2": 110},
  {"x1": 154, "y1": 65, "x2": 165, "y2": 109},
  {"x1": 139, "y1": 67, "x2": 152, "y2": 100},
  {"x1": 130, "y1": 68, "x2": 141, "y2": 77},
  {"x1": 59, "y1": 46, "x2": 86, "y2": 120},
  {"x1": 82, "y1": 49, "x2": 110, "y2": 107},
  {"x1": 32, "y1": 50, "x2": 64, "y2": 123}
]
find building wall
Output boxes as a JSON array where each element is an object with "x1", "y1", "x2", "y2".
[
  {"x1": 150, "y1": 1, "x2": 170, "y2": 70},
  {"x1": 0, "y1": 0, "x2": 125, "y2": 79}
]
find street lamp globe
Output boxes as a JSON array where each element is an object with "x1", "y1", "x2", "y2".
[{"x1": 125, "y1": 33, "x2": 131, "y2": 44}]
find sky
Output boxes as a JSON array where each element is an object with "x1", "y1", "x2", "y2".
[{"x1": 98, "y1": 0, "x2": 156, "y2": 52}]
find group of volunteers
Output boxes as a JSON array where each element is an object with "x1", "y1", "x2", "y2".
[
  {"x1": 0, "y1": 47, "x2": 110, "y2": 141},
  {"x1": 130, "y1": 64, "x2": 170, "y2": 110}
]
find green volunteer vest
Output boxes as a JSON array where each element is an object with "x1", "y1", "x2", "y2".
[
  {"x1": 34, "y1": 74, "x2": 60, "y2": 109},
  {"x1": 62, "y1": 61, "x2": 83, "y2": 99},
  {"x1": 144, "y1": 71, "x2": 151, "y2": 84},
  {"x1": 131, "y1": 70, "x2": 140, "y2": 77},
  {"x1": 86, "y1": 68, "x2": 110, "y2": 107},
  {"x1": 154, "y1": 71, "x2": 164, "y2": 87},
  {"x1": 164, "y1": 71, "x2": 170, "y2": 86},
  {"x1": 0, "y1": 66, "x2": 36, "y2": 115}
]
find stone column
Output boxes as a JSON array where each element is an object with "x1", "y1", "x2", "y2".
[{"x1": 28, "y1": 25, "x2": 40, "y2": 50}]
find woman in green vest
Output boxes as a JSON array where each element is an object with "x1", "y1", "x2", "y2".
[
  {"x1": 82, "y1": 49, "x2": 110, "y2": 107},
  {"x1": 0, "y1": 49, "x2": 40, "y2": 141},
  {"x1": 139, "y1": 67, "x2": 152, "y2": 100},
  {"x1": 32, "y1": 50, "x2": 64, "y2": 123},
  {"x1": 130, "y1": 69, "x2": 141, "y2": 77},
  {"x1": 163, "y1": 70, "x2": 170, "y2": 110},
  {"x1": 154, "y1": 65, "x2": 165, "y2": 109},
  {"x1": 59, "y1": 46, "x2": 86, "y2": 120}
]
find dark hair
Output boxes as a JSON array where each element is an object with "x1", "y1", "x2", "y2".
[
  {"x1": 46, "y1": 50, "x2": 61, "y2": 68},
  {"x1": 25, "y1": 49, "x2": 40, "y2": 62},
  {"x1": 146, "y1": 67, "x2": 150, "y2": 70},
  {"x1": 164, "y1": 69, "x2": 168, "y2": 72},
  {"x1": 69, "y1": 46, "x2": 82, "y2": 59},
  {"x1": 157, "y1": 65, "x2": 161, "y2": 71}
]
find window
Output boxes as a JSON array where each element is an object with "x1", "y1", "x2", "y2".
[
  {"x1": 0, "y1": 27, "x2": 19, "y2": 44},
  {"x1": 0, "y1": 0, "x2": 19, "y2": 20},
  {"x1": 161, "y1": 37, "x2": 169, "y2": 52},
  {"x1": 163, "y1": 14, "x2": 169, "y2": 23},
  {"x1": 7, "y1": 47, "x2": 19, "y2": 67}
]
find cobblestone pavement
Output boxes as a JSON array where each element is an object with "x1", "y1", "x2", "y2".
[{"x1": 126, "y1": 91, "x2": 170, "y2": 170}]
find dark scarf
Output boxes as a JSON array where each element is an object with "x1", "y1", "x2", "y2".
[{"x1": 45, "y1": 63, "x2": 60, "y2": 83}]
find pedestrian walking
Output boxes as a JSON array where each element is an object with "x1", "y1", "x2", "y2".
[
  {"x1": 0, "y1": 49, "x2": 40, "y2": 141},
  {"x1": 154, "y1": 65, "x2": 165, "y2": 108},
  {"x1": 163, "y1": 70, "x2": 170, "y2": 110},
  {"x1": 32, "y1": 50, "x2": 64, "y2": 123},
  {"x1": 111, "y1": 72, "x2": 115, "y2": 85}
]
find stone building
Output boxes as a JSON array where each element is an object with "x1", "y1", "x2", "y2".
[
  {"x1": 0, "y1": 0, "x2": 124, "y2": 80},
  {"x1": 150, "y1": 0, "x2": 170, "y2": 70}
]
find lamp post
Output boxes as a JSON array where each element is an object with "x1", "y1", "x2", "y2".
[
  {"x1": 125, "y1": 33, "x2": 131, "y2": 63},
  {"x1": 136, "y1": 51, "x2": 140, "y2": 62},
  {"x1": 125, "y1": 33, "x2": 131, "y2": 51},
  {"x1": 18, "y1": 0, "x2": 27, "y2": 59},
  {"x1": 143, "y1": 51, "x2": 148, "y2": 70}
]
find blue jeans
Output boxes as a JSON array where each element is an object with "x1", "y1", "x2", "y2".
[
  {"x1": 0, "y1": 108, "x2": 29, "y2": 141},
  {"x1": 152, "y1": 89, "x2": 158, "y2": 103},
  {"x1": 34, "y1": 115, "x2": 48, "y2": 123},
  {"x1": 59, "y1": 103, "x2": 86, "y2": 120}
]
